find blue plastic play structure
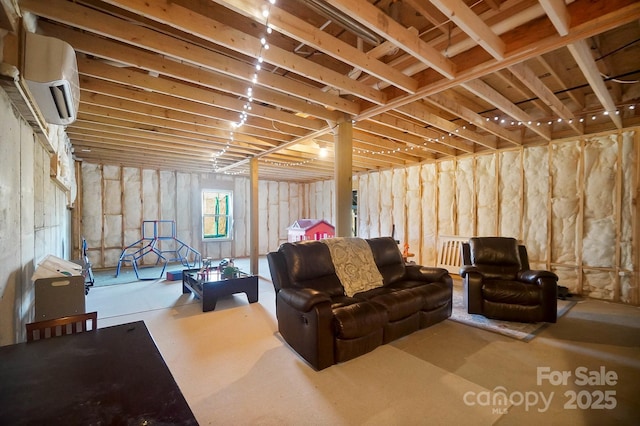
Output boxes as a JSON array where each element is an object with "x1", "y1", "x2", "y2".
[{"x1": 116, "y1": 220, "x2": 201, "y2": 280}]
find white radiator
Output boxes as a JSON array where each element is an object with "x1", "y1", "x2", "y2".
[{"x1": 436, "y1": 236, "x2": 468, "y2": 275}]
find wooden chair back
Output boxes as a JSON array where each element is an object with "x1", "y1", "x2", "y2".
[{"x1": 26, "y1": 311, "x2": 98, "y2": 342}]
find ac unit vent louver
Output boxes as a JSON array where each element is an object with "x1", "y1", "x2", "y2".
[
  {"x1": 23, "y1": 32, "x2": 80, "y2": 126},
  {"x1": 49, "y1": 83, "x2": 74, "y2": 122}
]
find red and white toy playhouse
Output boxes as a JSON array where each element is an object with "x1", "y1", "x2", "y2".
[{"x1": 287, "y1": 219, "x2": 335, "y2": 242}]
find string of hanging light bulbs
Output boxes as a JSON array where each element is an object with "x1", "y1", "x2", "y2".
[
  {"x1": 214, "y1": 0, "x2": 276, "y2": 172},
  {"x1": 217, "y1": 0, "x2": 637, "y2": 171}
]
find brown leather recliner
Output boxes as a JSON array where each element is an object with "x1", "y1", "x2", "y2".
[{"x1": 460, "y1": 237, "x2": 558, "y2": 323}]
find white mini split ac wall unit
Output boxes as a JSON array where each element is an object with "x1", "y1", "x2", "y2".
[{"x1": 23, "y1": 32, "x2": 80, "y2": 125}]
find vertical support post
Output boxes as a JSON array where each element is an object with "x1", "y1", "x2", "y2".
[
  {"x1": 249, "y1": 157, "x2": 259, "y2": 275},
  {"x1": 495, "y1": 153, "x2": 500, "y2": 235},
  {"x1": 332, "y1": 117, "x2": 353, "y2": 237},
  {"x1": 614, "y1": 132, "x2": 623, "y2": 302},
  {"x1": 546, "y1": 144, "x2": 553, "y2": 271},
  {"x1": 577, "y1": 138, "x2": 585, "y2": 295},
  {"x1": 519, "y1": 147, "x2": 525, "y2": 241},
  {"x1": 633, "y1": 130, "x2": 640, "y2": 305},
  {"x1": 100, "y1": 165, "x2": 106, "y2": 267},
  {"x1": 71, "y1": 160, "x2": 83, "y2": 260}
]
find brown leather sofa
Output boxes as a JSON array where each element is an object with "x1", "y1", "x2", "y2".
[
  {"x1": 267, "y1": 236, "x2": 452, "y2": 370},
  {"x1": 460, "y1": 237, "x2": 558, "y2": 323}
]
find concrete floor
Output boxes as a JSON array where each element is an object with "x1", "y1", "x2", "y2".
[{"x1": 87, "y1": 259, "x2": 640, "y2": 425}]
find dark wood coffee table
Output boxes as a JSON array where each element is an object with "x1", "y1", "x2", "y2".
[{"x1": 182, "y1": 268, "x2": 258, "y2": 311}]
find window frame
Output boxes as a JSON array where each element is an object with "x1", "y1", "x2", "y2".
[{"x1": 201, "y1": 189, "x2": 233, "y2": 241}]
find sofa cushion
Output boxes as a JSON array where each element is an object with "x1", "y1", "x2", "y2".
[
  {"x1": 356, "y1": 287, "x2": 424, "y2": 322},
  {"x1": 482, "y1": 280, "x2": 541, "y2": 305},
  {"x1": 401, "y1": 281, "x2": 452, "y2": 310},
  {"x1": 279, "y1": 241, "x2": 345, "y2": 297},
  {"x1": 330, "y1": 295, "x2": 367, "y2": 309},
  {"x1": 366, "y1": 237, "x2": 406, "y2": 285},
  {"x1": 323, "y1": 237, "x2": 384, "y2": 297},
  {"x1": 332, "y1": 301, "x2": 388, "y2": 339},
  {"x1": 469, "y1": 237, "x2": 520, "y2": 280}
]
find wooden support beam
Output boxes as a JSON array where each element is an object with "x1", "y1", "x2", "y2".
[
  {"x1": 567, "y1": 40, "x2": 623, "y2": 129},
  {"x1": 402, "y1": 102, "x2": 498, "y2": 150},
  {"x1": 462, "y1": 79, "x2": 552, "y2": 141},
  {"x1": 364, "y1": 114, "x2": 462, "y2": 156},
  {"x1": 614, "y1": 133, "x2": 623, "y2": 302},
  {"x1": 0, "y1": 0, "x2": 19, "y2": 33},
  {"x1": 77, "y1": 58, "x2": 323, "y2": 132},
  {"x1": 403, "y1": 0, "x2": 448, "y2": 35},
  {"x1": 508, "y1": 62, "x2": 582, "y2": 134},
  {"x1": 213, "y1": 0, "x2": 419, "y2": 94},
  {"x1": 333, "y1": 119, "x2": 354, "y2": 237},
  {"x1": 249, "y1": 157, "x2": 259, "y2": 274},
  {"x1": 427, "y1": 92, "x2": 522, "y2": 146},
  {"x1": 328, "y1": 0, "x2": 457, "y2": 79},
  {"x1": 98, "y1": 0, "x2": 387, "y2": 104},
  {"x1": 21, "y1": 0, "x2": 360, "y2": 115},
  {"x1": 429, "y1": 0, "x2": 505, "y2": 60},
  {"x1": 484, "y1": 0, "x2": 500, "y2": 11},
  {"x1": 536, "y1": 56, "x2": 585, "y2": 114},
  {"x1": 79, "y1": 92, "x2": 292, "y2": 145},
  {"x1": 79, "y1": 78, "x2": 311, "y2": 140},
  {"x1": 539, "y1": 0, "x2": 570, "y2": 36},
  {"x1": 39, "y1": 22, "x2": 342, "y2": 123}
]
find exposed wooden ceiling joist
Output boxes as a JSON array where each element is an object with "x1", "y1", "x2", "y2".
[{"x1": 7, "y1": 0, "x2": 638, "y2": 181}]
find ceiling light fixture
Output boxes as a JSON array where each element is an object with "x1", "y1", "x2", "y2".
[{"x1": 316, "y1": 141, "x2": 329, "y2": 158}]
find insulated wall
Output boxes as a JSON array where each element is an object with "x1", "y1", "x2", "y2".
[
  {"x1": 0, "y1": 88, "x2": 71, "y2": 346},
  {"x1": 355, "y1": 130, "x2": 639, "y2": 305},
  {"x1": 78, "y1": 130, "x2": 639, "y2": 305},
  {"x1": 79, "y1": 166, "x2": 305, "y2": 268}
]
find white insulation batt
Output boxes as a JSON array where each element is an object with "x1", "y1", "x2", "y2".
[
  {"x1": 498, "y1": 150, "x2": 522, "y2": 239},
  {"x1": 81, "y1": 163, "x2": 103, "y2": 265},
  {"x1": 582, "y1": 137, "x2": 617, "y2": 268},
  {"x1": 351, "y1": 130, "x2": 638, "y2": 304},
  {"x1": 81, "y1": 167, "x2": 306, "y2": 268},
  {"x1": 455, "y1": 158, "x2": 475, "y2": 238},
  {"x1": 437, "y1": 161, "x2": 456, "y2": 236},
  {"x1": 551, "y1": 141, "x2": 580, "y2": 264},
  {"x1": 522, "y1": 146, "x2": 549, "y2": 264},
  {"x1": 476, "y1": 154, "x2": 497, "y2": 237},
  {"x1": 80, "y1": 130, "x2": 638, "y2": 304}
]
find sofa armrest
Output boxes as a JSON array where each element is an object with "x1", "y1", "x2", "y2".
[
  {"x1": 276, "y1": 289, "x2": 335, "y2": 370},
  {"x1": 404, "y1": 265, "x2": 449, "y2": 282},
  {"x1": 459, "y1": 265, "x2": 480, "y2": 278},
  {"x1": 517, "y1": 271, "x2": 558, "y2": 323},
  {"x1": 518, "y1": 270, "x2": 558, "y2": 284},
  {"x1": 461, "y1": 268, "x2": 484, "y2": 314},
  {"x1": 279, "y1": 287, "x2": 331, "y2": 312},
  {"x1": 267, "y1": 251, "x2": 291, "y2": 292}
]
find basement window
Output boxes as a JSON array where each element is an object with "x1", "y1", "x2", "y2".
[{"x1": 202, "y1": 189, "x2": 233, "y2": 240}]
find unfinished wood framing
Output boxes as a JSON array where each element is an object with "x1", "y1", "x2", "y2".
[
  {"x1": 354, "y1": 128, "x2": 639, "y2": 305},
  {"x1": 80, "y1": 164, "x2": 307, "y2": 269},
  {"x1": 77, "y1": 127, "x2": 638, "y2": 305}
]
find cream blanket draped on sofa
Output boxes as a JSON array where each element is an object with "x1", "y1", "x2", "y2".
[{"x1": 322, "y1": 237, "x2": 384, "y2": 297}]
